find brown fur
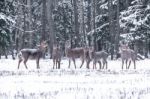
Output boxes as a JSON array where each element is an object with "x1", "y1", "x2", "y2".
[
  {"x1": 17, "y1": 41, "x2": 47, "y2": 69},
  {"x1": 52, "y1": 44, "x2": 61, "y2": 69},
  {"x1": 65, "y1": 41, "x2": 86, "y2": 69},
  {"x1": 89, "y1": 48, "x2": 108, "y2": 69},
  {"x1": 121, "y1": 49, "x2": 136, "y2": 69}
]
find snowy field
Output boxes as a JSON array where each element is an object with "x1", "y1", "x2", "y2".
[{"x1": 0, "y1": 57, "x2": 150, "y2": 99}]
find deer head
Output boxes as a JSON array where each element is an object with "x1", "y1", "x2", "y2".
[
  {"x1": 37, "y1": 41, "x2": 48, "y2": 51},
  {"x1": 65, "y1": 40, "x2": 71, "y2": 49},
  {"x1": 88, "y1": 46, "x2": 94, "y2": 59}
]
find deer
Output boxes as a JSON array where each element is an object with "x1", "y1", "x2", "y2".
[
  {"x1": 52, "y1": 44, "x2": 61, "y2": 69},
  {"x1": 119, "y1": 41, "x2": 136, "y2": 69},
  {"x1": 89, "y1": 47, "x2": 108, "y2": 69},
  {"x1": 65, "y1": 41, "x2": 85, "y2": 69},
  {"x1": 17, "y1": 41, "x2": 48, "y2": 69},
  {"x1": 81, "y1": 46, "x2": 92, "y2": 69}
]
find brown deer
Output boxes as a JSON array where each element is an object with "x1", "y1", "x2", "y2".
[
  {"x1": 89, "y1": 47, "x2": 108, "y2": 69},
  {"x1": 65, "y1": 41, "x2": 85, "y2": 69},
  {"x1": 52, "y1": 44, "x2": 61, "y2": 69},
  {"x1": 80, "y1": 46, "x2": 92, "y2": 69},
  {"x1": 120, "y1": 42, "x2": 136, "y2": 69},
  {"x1": 17, "y1": 41, "x2": 48, "y2": 69}
]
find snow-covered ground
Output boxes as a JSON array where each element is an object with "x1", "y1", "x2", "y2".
[{"x1": 0, "y1": 57, "x2": 150, "y2": 99}]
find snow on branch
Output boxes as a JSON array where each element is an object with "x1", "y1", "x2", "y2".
[
  {"x1": 87, "y1": 23, "x2": 109, "y2": 35},
  {"x1": 0, "y1": 13, "x2": 15, "y2": 24},
  {"x1": 11, "y1": 25, "x2": 41, "y2": 33}
]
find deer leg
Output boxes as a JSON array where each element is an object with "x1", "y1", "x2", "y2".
[
  {"x1": 36, "y1": 58, "x2": 40, "y2": 69},
  {"x1": 103, "y1": 59, "x2": 107, "y2": 69},
  {"x1": 133, "y1": 60, "x2": 136, "y2": 69},
  {"x1": 128, "y1": 60, "x2": 131, "y2": 69},
  {"x1": 56, "y1": 60, "x2": 58, "y2": 69},
  {"x1": 23, "y1": 59, "x2": 28, "y2": 69},
  {"x1": 56, "y1": 59, "x2": 60, "y2": 69},
  {"x1": 125, "y1": 59, "x2": 128, "y2": 69},
  {"x1": 80, "y1": 58, "x2": 84, "y2": 68},
  {"x1": 86, "y1": 59, "x2": 91, "y2": 69},
  {"x1": 72, "y1": 58, "x2": 76, "y2": 69},
  {"x1": 93, "y1": 60, "x2": 95, "y2": 69},
  {"x1": 58, "y1": 60, "x2": 60, "y2": 69},
  {"x1": 102, "y1": 60, "x2": 105, "y2": 69},
  {"x1": 68, "y1": 59, "x2": 71, "y2": 68},
  {"x1": 53, "y1": 59, "x2": 55, "y2": 69},
  {"x1": 98, "y1": 60, "x2": 101, "y2": 69},
  {"x1": 18, "y1": 59, "x2": 22, "y2": 69},
  {"x1": 95, "y1": 61, "x2": 97, "y2": 69},
  {"x1": 106, "y1": 60, "x2": 108, "y2": 69},
  {"x1": 93, "y1": 60, "x2": 97, "y2": 69},
  {"x1": 122, "y1": 60, "x2": 124, "y2": 69}
]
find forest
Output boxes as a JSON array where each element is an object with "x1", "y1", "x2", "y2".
[{"x1": 0, "y1": 0, "x2": 150, "y2": 59}]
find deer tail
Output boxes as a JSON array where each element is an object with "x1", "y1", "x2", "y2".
[{"x1": 18, "y1": 51, "x2": 23, "y2": 60}]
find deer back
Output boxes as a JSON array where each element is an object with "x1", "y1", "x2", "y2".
[
  {"x1": 52, "y1": 45, "x2": 61, "y2": 59},
  {"x1": 19, "y1": 41, "x2": 48, "y2": 60},
  {"x1": 20, "y1": 48, "x2": 43, "y2": 59},
  {"x1": 66, "y1": 47, "x2": 84, "y2": 58}
]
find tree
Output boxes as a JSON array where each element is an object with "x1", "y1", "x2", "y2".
[
  {"x1": 47, "y1": 0, "x2": 55, "y2": 58},
  {"x1": 73, "y1": 0, "x2": 80, "y2": 47},
  {"x1": 108, "y1": 0, "x2": 114, "y2": 60},
  {"x1": 91, "y1": 0, "x2": 97, "y2": 50},
  {"x1": 0, "y1": 0, "x2": 15, "y2": 59},
  {"x1": 41, "y1": 0, "x2": 47, "y2": 42},
  {"x1": 114, "y1": 0, "x2": 120, "y2": 55},
  {"x1": 28, "y1": 0, "x2": 33, "y2": 48}
]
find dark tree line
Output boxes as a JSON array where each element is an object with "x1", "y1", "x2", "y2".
[{"x1": 0, "y1": 0, "x2": 150, "y2": 59}]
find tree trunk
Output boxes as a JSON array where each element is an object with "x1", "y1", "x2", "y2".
[
  {"x1": 73, "y1": 0, "x2": 80, "y2": 47},
  {"x1": 108, "y1": 0, "x2": 114, "y2": 60},
  {"x1": 21, "y1": 0, "x2": 27, "y2": 49},
  {"x1": 87, "y1": 0, "x2": 91, "y2": 33},
  {"x1": 80, "y1": 0, "x2": 86, "y2": 46},
  {"x1": 15, "y1": 1, "x2": 23, "y2": 51},
  {"x1": 47, "y1": 0, "x2": 55, "y2": 59},
  {"x1": 87, "y1": 0, "x2": 91, "y2": 46},
  {"x1": 115, "y1": 0, "x2": 120, "y2": 57},
  {"x1": 4, "y1": 48, "x2": 8, "y2": 59},
  {"x1": 126, "y1": 0, "x2": 129, "y2": 9},
  {"x1": 41, "y1": 0, "x2": 47, "y2": 42},
  {"x1": 28, "y1": 0, "x2": 33, "y2": 48},
  {"x1": 144, "y1": 32, "x2": 148, "y2": 58},
  {"x1": 82, "y1": 0, "x2": 86, "y2": 46},
  {"x1": 91, "y1": 0, "x2": 97, "y2": 50}
]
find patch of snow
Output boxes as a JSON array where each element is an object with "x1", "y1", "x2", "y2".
[{"x1": 0, "y1": 57, "x2": 150, "y2": 98}]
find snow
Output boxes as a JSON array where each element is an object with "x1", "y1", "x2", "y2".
[
  {"x1": 0, "y1": 56, "x2": 150, "y2": 98},
  {"x1": 0, "y1": 13, "x2": 15, "y2": 24},
  {"x1": 87, "y1": 23, "x2": 109, "y2": 35}
]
